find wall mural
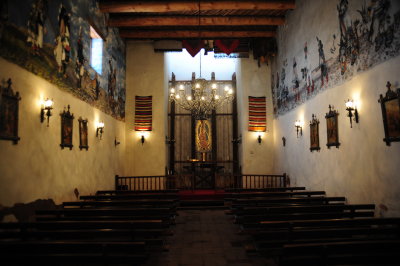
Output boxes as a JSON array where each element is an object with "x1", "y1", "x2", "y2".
[
  {"x1": 272, "y1": 0, "x2": 400, "y2": 116},
  {"x1": 0, "y1": 0, "x2": 126, "y2": 120}
]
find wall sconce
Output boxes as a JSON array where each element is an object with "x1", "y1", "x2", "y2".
[
  {"x1": 137, "y1": 131, "x2": 150, "y2": 145},
  {"x1": 257, "y1": 134, "x2": 262, "y2": 144},
  {"x1": 96, "y1": 121, "x2": 104, "y2": 139},
  {"x1": 345, "y1": 99, "x2": 359, "y2": 128},
  {"x1": 40, "y1": 98, "x2": 53, "y2": 126},
  {"x1": 294, "y1": 120, "x2": 303, "y2": 137},
  {"x1": 114, "y1": 137, "x2": 120, "y2": 146},
  {"x1": 138, "y1": 132, "x2": 147, "y2": 145}
]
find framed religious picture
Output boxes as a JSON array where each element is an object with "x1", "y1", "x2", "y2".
[
  {"x1": 195, "y1": 119, "x2": 212, "y2": 161},
  {"x1": 0, "y1": 79, "x2": 21, "y2": 144},
  {"x1": 325, "y1": 105, "x2": 340, "y2": 149},
  {"x1": 60, "y1": 105, "x2": 74, "y2": 150},
  {"x1": 379, "y1": 81, "x2": 400, "y2": 146},
  {"x1": 78, "y1": 117, "x2": 88, "y2": 150},
  {"x1": 309, "y1": 114, "x2": 320, "y2": 152}
]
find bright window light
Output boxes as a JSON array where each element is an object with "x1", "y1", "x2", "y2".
[{"x1": 90, "y1": 26, "x2": 103, "y2": 74}]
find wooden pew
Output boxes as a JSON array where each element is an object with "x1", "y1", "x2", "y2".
[
  {"x1": 256, "y1": 226, "x2": 400, "y2": 255},
  {"x1": 250, "y1": 217, "x2": 400, "y2": 230},
  {"x1": 280, "y1": 239, "x2": 400, "y2": 265},
  {"x1": 0, "y1": 221, "x2": 171, "y2": 249},
  {"x1": 0, "y1": 241, "x2": 148, "y2": 265},
  {"x1": 0, "y1": 220, "x2": 171, "y2": 230},
  {"x1": 35, "y1": 208, "x2": 175, "y2": 223},
  {"x1": 81, "y1": 193, "x2": 179, "y2": 201},
  {"x1": 96, "y1": 189, "x2": 179, "y2": 195},
  {"x1": 237, "y1": 204, "x2": 375, "y2": 227},
  {"x1": 228, "y1": 191, "x2": 326, "y2": 200},
  {"x1": 62, "y1": 199, "x2": 178, "y2": 208},
  {"x1": 225, "y1": 187, "x2": 306, "y2": 193},
  {"x1": 232, "y1": 196, "x2": 346, "y2": 207}
]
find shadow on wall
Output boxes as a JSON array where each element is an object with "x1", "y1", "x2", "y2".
[{"x1": 0, "y1": 199, "x2": 58, "y2": 222}]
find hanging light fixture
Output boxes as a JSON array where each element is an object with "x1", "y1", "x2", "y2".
[
  {"x1": 169, "y1": 80, "x2": 234, "y2": 120},
  {"x1": 169, "y1": 0, "x2": 234, "y2": 120}
]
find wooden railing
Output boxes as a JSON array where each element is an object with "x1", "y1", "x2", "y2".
[
  {"x1": 115, "y1": 175, "x2": 176, "y2": 191},
  {"x1": 216, "y1": 173, "x2": 288, "y2": 189},
  {"x1": 115, "y1": 173, "x2": 288, "y2": 191}
]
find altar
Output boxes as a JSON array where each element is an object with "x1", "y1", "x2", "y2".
[{"x1": 182, "y1": 160, "x2": 224, "y2": 189}]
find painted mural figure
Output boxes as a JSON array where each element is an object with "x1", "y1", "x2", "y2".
[
  {"x1": 278, "y1": 67, "x2": 289, "y2": 109},
  {"x1": 108, "y1": 59, "x2": 116, "y2": 100},
  {"x1": 75, "y1": 27, "x2": 85, "y2": 88},
  {"x1": 94, "y1": 73, "x2": 100, "y2": 100},
  {"x1": 337, "y1": 0, "x2": 360, "y2": 75},
  {"x1": 368, "y1": 0, "x2": 393, "y2": 51},
  {"x1": 26, "y1": 0, "x2": 47, "y2": 54},
  {"x1": 316, "y1": 37, "x2": 329, "y2": 87},
  {"x1": 54, "y1": 5, "x2": 71, "y2": 75},
  {"x1": 292, "y1": 57, "x2": 300, "y2": 102}
]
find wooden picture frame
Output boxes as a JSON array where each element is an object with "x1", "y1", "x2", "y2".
[
  {"x1": 0, "y1": 79, "x2": 21, "y2": 144},
  {"x1": 379, "y1": 81, "x2": 400, "y2": 146},
  {"x1": 60, "y1": 105, "x2": 74, "y2": 150},
  {"x1": 325, "y1": 105, "x2": 340, "y2": 149},
  {"x1": 78, "y1": 117, "x2": 88, "y2": 150},
  {"x1": 309, "y1": 114, "x2": 320, "y2": 152}
]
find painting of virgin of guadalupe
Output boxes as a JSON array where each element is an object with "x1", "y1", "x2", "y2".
[{"x1": 195, "y1": 120, "x2": 212, "y2": 153}]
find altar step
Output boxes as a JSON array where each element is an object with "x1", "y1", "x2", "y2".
[{"x1": 178, "y1": 199, "x2": 227, "y2": 210}]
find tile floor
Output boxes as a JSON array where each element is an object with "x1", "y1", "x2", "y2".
[{"x1": 147, "y1": 209, "x2": 276, "y2": 266}]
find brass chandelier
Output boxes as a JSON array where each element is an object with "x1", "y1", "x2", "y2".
[{"x1": 169, "y1": 75, "x2": 234, "y2": 120}]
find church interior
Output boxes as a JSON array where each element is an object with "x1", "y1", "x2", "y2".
[{"x1": 1, "y1": 0, "x2": 400, "y2": 265}]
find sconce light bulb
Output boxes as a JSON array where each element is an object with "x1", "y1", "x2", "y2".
[
  {"x1": 175, "y1": 94, "x2": 181, "y2": 99},
  {"x1": 44, "y1": 98, "x2": 53, "y2": 108},
  {"x1": 212, "y1": 83, "x2": 217, "y2": 89},
  {"x1": 170, "y1": 88, "x2": 175, "y2": 94},
  {"x1": 187, "y1": 96, "x2": 192, "y2": 101},
  {"x1": 224, "y1": 86, "x2": 229, "y2": 92},
  {"x1": 345, "y1": 99, "x2": 354, "y2": 109},
  {"x1": 214, "y1": 95, "x2": 220, "y2": 100},
  {"x1": 201, "y1": 96, "x2": 205, "y2": 100},
  {"x1": 228, "y1": 89, "x2": 233, "y2": 95},
  {"x1": 179, "y1": 84, "x2": 184, "y2": 91},
  {"x1": 196, "y1": 83, "x2": 200, "y2": 89}
]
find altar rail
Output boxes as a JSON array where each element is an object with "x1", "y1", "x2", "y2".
[
  {"x1": 216, "y1": 173, "x2": 288, "y2": 189},
  {"x1": 115, "y1": 174, "x2": 288, "y2": 191},
  {"x1": 115, "y1": 175, "x2": 174, "y2": 191}
]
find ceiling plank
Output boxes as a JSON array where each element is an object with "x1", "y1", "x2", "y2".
[
  {"x1": 109, "y1": 16, "x2": 285, "y2": 27},
  {"x1": 119, "y1": 30, "x2": 276, "y2": 39},
  {"x1": 100, "y1": 1, "x2": 295, "y2": 13}
]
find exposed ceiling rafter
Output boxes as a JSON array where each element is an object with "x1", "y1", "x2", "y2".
[
  {"x1": 108, "y1": 16, "x2": 285, "y2": 27},
  {"x1": 119, "y1": 29, "x2": 276, "y2": 39},
  {"x1": 100, "y1": 1, "x2": 296, "y2": 13}
]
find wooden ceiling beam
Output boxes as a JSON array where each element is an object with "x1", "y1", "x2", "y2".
[
  {"x1": 119, "y1": 30, "x2": 276, "y2": 39},
  {"x1": 109, "y1": 16, "x2": 285, "y2": 27},
  {"x1": 100, "y1": 1, "x2": 295, "y2": 13}
]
